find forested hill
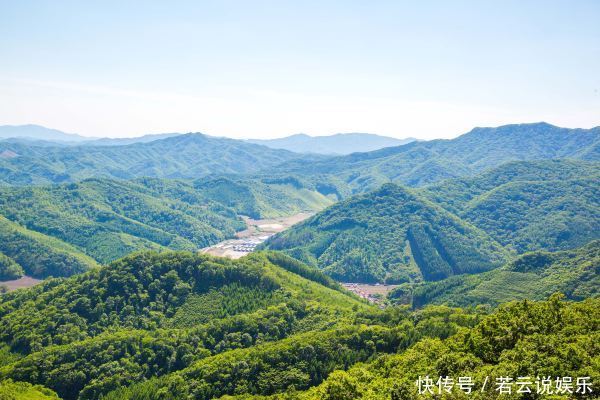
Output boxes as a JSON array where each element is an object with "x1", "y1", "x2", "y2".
[
  {"x1": 0, "y1": 176, "x2": 335, "y2": 279},
  {"x1": 263, "y1": 296, "x2": 599, "y2": 400},
  {"x1": 422, "y1": 159, "x2": 600, "y2": 253},
  {"x1": 0, "y1": 133, "x2": 310, "y2": 185},
  {"x1": 274, "y1": 122, "x2": 600, "y2": 191},
  {"x1": 264, "y1": 183, "x2": 508, "y2": 283},
  {"x1": 405, "y1": 240, "x2": 600, "y2": 308},
  {"x1": 3, "y1": 249, "x2": 594, "y2": 400},
  {"x1": 0, "y1": 250, "x2": 368, "y2": 399},
  {"x1": 421, "y1": 159, "x2": 600, "y2": 214},
  {"x1": 264, "y1": 160, "x2": 600, "y2": 283}
]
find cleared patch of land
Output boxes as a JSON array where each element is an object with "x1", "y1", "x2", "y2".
[
  {"x1": 341, "y1": 283, "x2": 399, "y2": 304},
  {"x1": 0, "y1": 276, "x2": 43, "y2": 292},
  {"x1": 201, "y1": 212, "x2": 313, "y2": 259}
]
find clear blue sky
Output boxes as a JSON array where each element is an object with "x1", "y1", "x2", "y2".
[{"x1": 1, "y1": 0, "x2": 599, "y2": 139}]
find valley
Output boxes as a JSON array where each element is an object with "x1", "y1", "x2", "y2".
[
  {"x1": 0, "y1": 122, "x2": 598, "y2": 400},
  {"x1": 2, "y1": 4, "x2": 599, "y2": 398},
  {"x1": 200, "y1": 212, "x2": 313, "y2": 259}
]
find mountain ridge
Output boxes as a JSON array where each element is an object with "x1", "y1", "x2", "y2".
[
  {"x1": 247, "y1": 132, "x2": 416, "y2": 155},
  {"x1": 0, "y1": 133, "x2": 308, "y2": 185},
  {"x1": 274, "y1": 122, "x2": 600, "y2": 190},
  {"x1": 264, "y1": 182, "x2": 509, "y2": 283}
]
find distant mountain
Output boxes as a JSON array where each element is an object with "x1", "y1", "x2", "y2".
[
  {"x1": 248, "y1": 132, "x2": 415, "y2": 155},
  {"x1": 264, "y1": 183, "x2": 508, "y2": 283},
  {"x1": 0, "y1": 124, "x2": 93, "y2": 143},
  {"x1": 83, "y1": 132, "x2": 182, "y2": 146},
  {"x1": 0, "y1": 124, "x2": 186, "y2": 147},
  {"x1": 276, "y1": 122, "x2": 600, "y2": 191},
  {"x1": 0, "y1": 133, "x2": 309, "y2": 185}
]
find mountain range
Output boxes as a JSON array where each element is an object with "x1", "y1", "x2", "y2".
[
  {"x1": 264, "y1": 159, "x2": 600, "y2": 283},
  {"x1": 247, "y1": 132, "x2": 415, "y2": 155},
  {"x1": 0, "y1": 176, "x2": 336, "y2": 279},
  {"x1": 277, "y1": 122, "x2": 600, "y2": 190},
  {"x1": 0, "y1": 121, "x2": 598, "y2": 399},
  {"x1": 0, "y1": 124, "x2": 181, "y2": 146},
  {"x1": 0, "y1": 133, "x2": 307, "y2": 185},
  {"x1": 0, "y1": 125, "x2": 414, "y2": 155},
  {"x1": 1, "y1": 122, "x2": 598, "y2": 188}
]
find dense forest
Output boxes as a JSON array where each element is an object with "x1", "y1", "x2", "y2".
[
  {"x1": 0, "y1": 133, "x2": 312, "y2": 185},
  {"x1": 0, "y1": 176, "x2": 336, "y2": 277},
  {"x1": 264, "y1": 183, "x2": 508, "y2": 283},
  {"x1": 0, "y1": 250, "x2": 596, "y2": 399},
  {"x1": 422, "y1": 160, "x2": 600, "y2": 253},
  {"x1": 276, "y1": 122, "x2": 600, "y2": 191},
  {"x1": 395, "y1": 240, "x2": 600, "y2": 308},
  {"x1": 0, "y1": 122, "x2": 598, "y2": 399},
  {"x1": 265, "y1": 160, "x2": 600, "y2": 283}
]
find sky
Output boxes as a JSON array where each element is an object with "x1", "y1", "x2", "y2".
[{"x1": 0, "y1": 0, "x2": 599, "y2": 140}]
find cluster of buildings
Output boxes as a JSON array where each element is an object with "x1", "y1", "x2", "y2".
[
  {"x1": 341, "y1": 282, "x2": 382, "y2": 304},
  {"x1": 232, "y1": 235, "x2": 270, "y2": 253}
]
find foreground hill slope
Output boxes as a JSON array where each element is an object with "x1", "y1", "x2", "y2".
[
  {"x1": 276, "y1": 122, "x2": 600, "y2": 191},
  {"x1": 266, "y1": 296, "x2": 600, "y2": 400},
  {"x1": 264, "y1": 183, "x2": 508, "y2": 283},
  {"x1": 0, "y1": 133, "x2": 308, "y2": 185},
  {"x1": 0, "y1": 251, "x2": 597, "y2": 400},
  {"x1": 0, "y1": 251, "x2": 369, "y2": 399}
]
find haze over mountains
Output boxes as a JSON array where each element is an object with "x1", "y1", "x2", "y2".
[
  {"x1": 1, "y1": 122, "x2": 598, "y2": 187},
  {"x1": 0, "y1": 124, "x2": 181, "y2": 146},
  {"x1": 0, "y1": 124, "x2": 93, "y2": 143},
  {"x1": 278, "y1": 122, "x2": 600, "y2": 190},
  {"x1": 0, "y1": 124, "x2": 414, "y2": 155},
  {"x1": 248, "y1": 132, "x2": 416, "y2": 154},
  {"x1": 0, "y1": 133, "x2": 303, "y2": 185}
]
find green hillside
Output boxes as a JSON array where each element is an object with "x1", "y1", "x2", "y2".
[
  {"x1": 265, "y1": 296, "x2": 600, "y2": 400},
  {"x1": 193, "y1": 175, "x2": 337, "y2": 219},
  {"x1": 0, "y1": 178, "x2": 244, "y2": 265},
  {"x1": 0, "y1": 177, "x2": 334, "y2": 271},
  {"x1": 0, "y1": 251, "x2": 24, "y2": 281},
  {"x1": 0, "y1": 216, "x2": 99, "y2": 279},
  {"x1": 264, "y1": 183, "x2": 508, "y2": 283},
  {"x1": 421, "y1": 159, "x2": 600, "y2": 213},
  {"x1": 264, "y1": 160, "x2": 599, "y2": 284},
  {"x1": 402, "y1": 240, "x2": 600, "y2": 308},
  {"x1": 277, "y1": 123, "x2": 600, "y2": 191},
  {"x1": 0, "y1": 251, "x2": 366, "y2": 399},
  {"x1": 0, "y1": 133, "x2": 309, "y2": 185},
  {"x1": 422, "y1": 160, "x2": 600, "y2": 253},
  {"x1": 0, "y1": 250, "x2": 597, "y2": 400},
  {"x1": 0, "y1": 379, "x2": 59, "y2": 399}
]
